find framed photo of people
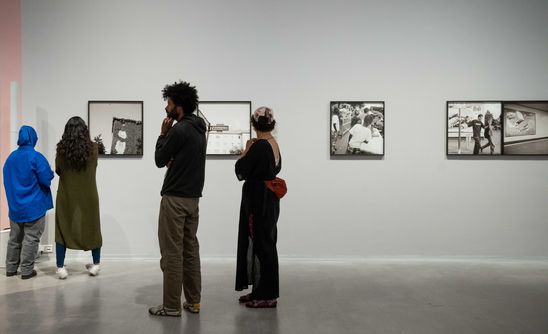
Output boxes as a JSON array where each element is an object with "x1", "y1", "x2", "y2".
[
  {"x1": 446, "y1": 101, "x2": 548, "y2": 156},
  {"x1": 330, "y1": 101, "x2": 385, "y2": 156},
  {"x1": 198, "y1": 101, "x2": 252, "y2": 156},
  {"x1": 88, "y1": 101, "x2": 144, "y2": 156},
  {"x1": 446, "y1": 101, "x2": 502, "y2": 155}
]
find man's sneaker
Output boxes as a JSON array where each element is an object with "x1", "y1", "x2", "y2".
[
  {"x1": 56, "y1": 267, "x2": 68, "y2": 280},
  {"x1": 21, "y1": 270, "x2": 37, "y2": 280},
  {"x1": 85, "y1": 264, "x2": 100, "y2": 276},
  {"x1": 6, "y1": 271, "x2": 17, "y2": 277},
  {"x1": 148, "y1": 305, "x2": 182, "y2": 317},
  {"x1": 183, "y1": 302, "x2": 200, "y2": 314}
]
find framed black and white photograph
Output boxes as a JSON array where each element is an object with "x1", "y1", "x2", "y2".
[
  {"x1": 88, "y1": 101, "x2": 143, "y2": 156},
  {"x1": 198, "y1": 101, "x2": 251, "y2": 156},
  {"x1": 447, "y1": 101, "x2": 502, "y2": 155},
  {"x1": 330, "y1": 101, "x2": 384, "y2": 156},
  {"x1": 503, "y1": 102, "x2": 548, "y2": 155}
]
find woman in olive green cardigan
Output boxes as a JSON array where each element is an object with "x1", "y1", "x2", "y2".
[{"x1": 55, "y1": 117, "x2": 102, "y2": 279}]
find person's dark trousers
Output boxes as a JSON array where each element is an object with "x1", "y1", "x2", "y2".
[
  {"x1": 55, "y1": 243, "x2": 101, "y2": 268},
  {"x1": 252, "y1": 228, "x2": 280, "y2": 300},
  {"x1": 5, "y1": 216, "x2": 45, "y2": 276},
  {"x1": 473, "y1": 137, "x2": 481, "y2": 154},
  {"x1": 481, "y1": 136, "x2": 495, "y2": 154},
  {"x1": 158, "y1": 195, "x2": 201, "y2": 309}
]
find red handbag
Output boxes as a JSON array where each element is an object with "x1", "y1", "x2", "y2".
[{"x1": 264, "y1": 177, "x2": 287, "y2": 199}]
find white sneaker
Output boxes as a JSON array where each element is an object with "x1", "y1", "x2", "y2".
[
  {"x1": 56, "y1": 267, "x2": 68, "y2": 280},
  {"x1": 85, "y1": 264, "x2": 100, "y2": 276}
]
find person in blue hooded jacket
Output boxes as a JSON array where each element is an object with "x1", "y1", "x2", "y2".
[{"x1": 2, "y1": 125, "x2": 54, "y2": 279}]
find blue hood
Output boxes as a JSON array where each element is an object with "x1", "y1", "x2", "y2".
[
  {"x1": 17, "y1": 125, "x2": 38, "y2": 147},
  {"x1": 3, "y1": 125, "x2": 54, "y2": 223}
]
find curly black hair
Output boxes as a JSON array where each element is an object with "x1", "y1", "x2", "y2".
[
  {"x1": 56, "y1": 116, "x2": 93, "y2": 171},
  {"x1": 162, "y1": 81, "x2": 199, "y2": 114},
  {"x1": 251, "y1": 116, "x2": 276, "y2": 132},
  {"x1": 363, "y1": 114, "x2": 375, "y2": 127}
]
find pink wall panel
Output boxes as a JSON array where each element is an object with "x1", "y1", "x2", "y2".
[{"x1": 0, "y1": 0, "x2": 22, "y2": 229}]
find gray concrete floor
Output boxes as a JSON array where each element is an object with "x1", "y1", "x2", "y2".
[{"x1": 1, "y1": 258, "x2": 548, "y2": 334}]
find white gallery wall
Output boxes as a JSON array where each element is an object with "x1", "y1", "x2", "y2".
[{"x1": 20, "y1": 0, "x2": 548, "y2": 259}]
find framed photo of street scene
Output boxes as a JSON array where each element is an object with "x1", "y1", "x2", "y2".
[
  {"x1": 198, "y1": 101, "x2": 251, "y2": 156},
  {"x1": 88, "y1": 101, "x2": 144, "y2": 156},
  {"x1": 330, "y1": 101, "x2": 385, "y2": 156},
  {"x1": 502, "y1": 102, "x2": 548, "y2": 155},
  {"x1": 446, "y1": 101, "x2": 502, "y2": 156},
  {"x1": 446, "y1": 100, "x2": 548, "y2": 156}
]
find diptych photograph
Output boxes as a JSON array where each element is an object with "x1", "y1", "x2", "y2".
[
  {"x1": 88, "y1": 101, "x2": 143, "y2": 156},
  {"x1": 447, "y1": 101, "x2": 548, "y2": 156},
  {"x1": 198, "y1": 101, "x2": 251, "y2": 155},
  {"x1": 330, "y1": 101, "x2": 384, "y2": 156},
  {"x1": 447, "y1": 102, "x2": 502, "y2": 155}
]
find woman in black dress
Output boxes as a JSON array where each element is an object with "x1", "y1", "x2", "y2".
[{"x1": 235, "y1": 106, "x2": 281, "y2": 308}]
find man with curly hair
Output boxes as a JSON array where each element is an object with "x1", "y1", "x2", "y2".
[{"x1": 149, "y1": 81, "x2": 207, "y2": 317}]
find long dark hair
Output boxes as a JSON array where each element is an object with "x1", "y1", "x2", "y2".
[{"x1": 56, "y1": 116, "x2": 93, "y2": 171}]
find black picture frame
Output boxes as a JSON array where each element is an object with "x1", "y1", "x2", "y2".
[
  {"x1": 446, "y1": 101, "x2": 503, "y2": 156},
  {"x1": 198, "y1": 101, "x2": 252, "y2": 156},
  {"x1": 88, "y1": 100, "x2": 144, "y2": 157},
  {"x1": 330, "y1": 101, "x2": 385, "y2": 156},
  {"x1": 446, "y1": 100, "x2": 548, "y2": 156}
]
